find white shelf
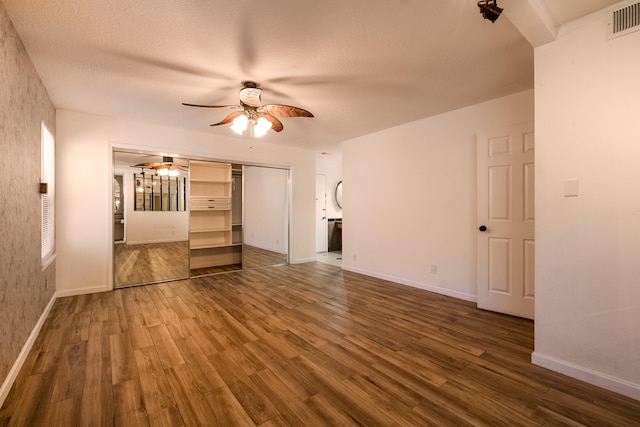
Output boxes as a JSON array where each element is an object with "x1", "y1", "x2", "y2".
[
  {"x1": 190, "y1": 227, "x2": 230, "y2": 233},
  {"x1": 190, "y1": 242, "x2": 231, "y2": 250}
]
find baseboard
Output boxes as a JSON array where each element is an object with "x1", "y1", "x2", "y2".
[
  {"x1": 341, "y1": 265, "x2": 477, "y2": 303},
  {"x1": 0, "y1": 293, "x2": 57, "y2": 408},
  {"x1": 55, "y1": 285, "x2": 110, "y2": 298},
  {"x1": 532, "y1": 351, "x2": 640, "y2": 401},
  {"x1": 244, "y1": 243, "x2": 288, "y2": 255},
  {"x1": 124, "y1": 238, "x2": 187, "y2": 245},
  {"x1": 291, "y1": 257, "x2": 317, "y2": 264}
]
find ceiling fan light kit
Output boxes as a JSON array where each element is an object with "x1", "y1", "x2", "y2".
[
  {"x1": 182, "y1": 81, "x2": 313, "y2": 138},
  {"x1": 134, "y1": 157, "x2": 183, "y2": 176}
]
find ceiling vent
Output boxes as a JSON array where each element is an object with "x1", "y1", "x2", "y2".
[{"x1": 607, "y1": 1, "x2": 640, "y2": 40}]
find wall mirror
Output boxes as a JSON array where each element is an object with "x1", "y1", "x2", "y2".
[
  {"x1": 113, "y1": 151, "x2": 189, "y2": 288},
  {"x1": 335, "y1": 180, "x2": 343, "y2": 209}
]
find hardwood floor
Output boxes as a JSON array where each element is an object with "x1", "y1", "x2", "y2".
[
  {"x1": 242, "y1": 245, "x2": 288, "y2": 269},
  {"x1": 115, "y1": 241, "x2": 189, "y2": 288},
  {"x1": 2, "y1": 263, "x2": 639, "y2": 426}
]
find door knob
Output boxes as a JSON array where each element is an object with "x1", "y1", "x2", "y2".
[{"x1": 479, "y1": 225, "x2": 487, "y2": 232}]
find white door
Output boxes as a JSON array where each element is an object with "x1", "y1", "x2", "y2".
[
  {"x1": 477, "y1": 123, "x2": 535, "y2": 319},
  {"x1": 315, "y1": 174, "x2": 327, "y2": 253}
]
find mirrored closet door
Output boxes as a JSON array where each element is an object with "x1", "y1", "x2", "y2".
[
  {"x1": 113, "y1": 151, "x2": 291, "y2": 287},
  {"x1": 113, "y1": 151, "x2": 189, "y2": 288}
]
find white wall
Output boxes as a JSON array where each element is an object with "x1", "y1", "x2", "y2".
[
  {"x1": 342, "y1": 89, "x2": 534, "y2": 301},
  {"x1": 56, "y1": 110, "x2": 316, "y2": 295},
  {"x1": 534, "y1": 4, "x2": 640, "y2": 399},
  {"x1": 243, "y1": 166, "x2": 289, "y2": 253}
]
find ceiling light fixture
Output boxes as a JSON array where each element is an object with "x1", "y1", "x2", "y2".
[
  {"x1": 478, "y1": 0, "x2": 503, "y2": 23},
  {"x1": 229, "y1": 112, "x2": 273, "y2": 138},
  {"x1": 156, "y1": 166, "x2": 180, "y2": 177}
]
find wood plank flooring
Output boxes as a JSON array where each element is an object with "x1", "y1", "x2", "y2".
[
  {"x1": 2, "y1": 263, "x2": 639, "y2": 426},
  {"x1": 242, "y1": 245, "x2": 288, "y2": 269},
  {"x1": 115, "y1": 241, "x2": 189, "y2": 288}
]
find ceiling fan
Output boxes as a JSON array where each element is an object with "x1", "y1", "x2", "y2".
[
  {"x1": 182, "y1": 81, "x2": 314, "y2": 137},
  {"x1": 133, "y1": 156, "x2": 186, "y2": 176}
]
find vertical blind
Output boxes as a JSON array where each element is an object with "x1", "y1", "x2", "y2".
[{"x1": 41, "y1": 123, "x2": 55, "y2": 261}]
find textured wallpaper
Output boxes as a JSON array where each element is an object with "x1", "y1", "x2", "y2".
[{"x1": 0, "y1": 2, "x2": 56, "y2": 386}]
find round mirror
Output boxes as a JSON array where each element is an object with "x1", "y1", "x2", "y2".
[{"x1": 335, "y1": 180, "x2": 343, "y2": 209}]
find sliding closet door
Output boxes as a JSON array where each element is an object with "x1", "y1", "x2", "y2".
[
  {"x1": 113, "y1": 151, "x2": 189, "y2": 288},
  {"x1": 242, "y1": 166, "x2": 289, "y2": 269}
]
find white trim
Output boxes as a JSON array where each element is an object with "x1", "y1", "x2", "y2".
[
  {"x1": 41, "y1": 252, "x2": 57, "y2": 271},
  {"x1": 291, "y1": 257, "x2": 317, "y2": 264},
  {"x1": 55, "y1": 285, "x2": 110, "y2": 298},
  {"x1": 341, "y1": 265, "x2": 478, "y2": 302},
  {"x1": 532, "y1": 351, "x2": 640, "y2": 401},
  {"x1": 0, "y1": 294, "x2": 57, "y2": 408}
]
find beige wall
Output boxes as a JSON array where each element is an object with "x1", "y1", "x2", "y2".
[
  {"x1": 534, "y1": 4, "x2": 640, "y2": 399},
  {"x1": 0, "y1": 2, "x2": 56, "y2": 391},
  {"x1": 342, "y1": 89, "x2": 534, "y2": 301}
]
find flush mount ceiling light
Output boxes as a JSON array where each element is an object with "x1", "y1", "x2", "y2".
[
  {"x1": 183, "y1": 81, "x2": 314, "y2": 138},
  {"x1": 478, "y1": 0, "x2": 503, "y2": 23}
]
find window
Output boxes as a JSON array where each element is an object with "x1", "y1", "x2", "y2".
[{"x1": 41, "y1": 122, "x2": 55, "y2": 267}]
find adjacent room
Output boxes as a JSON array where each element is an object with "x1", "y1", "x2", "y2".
[{"x1": 2, "y1": 0, "x2": 639, "y2": 425}]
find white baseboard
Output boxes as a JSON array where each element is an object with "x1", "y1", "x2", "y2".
[
  {"x1": 291, "y1": 257, "x2": 317, "y2": 264},
  {"x1": 341, "y1": 265, "x2": 477, "y2": 303},
  {"x1": 244, "y1": 243, "x2": 288, "y2": 255},
  {"x1": 532, "y1": 351, "x2": 640, "y2": 401},
  {"x1": 55, "y1": 285, "x2": 110, "y2": 298},
  {"x1": 0, "y1": 293, "x2": 57, "y2": 408}
]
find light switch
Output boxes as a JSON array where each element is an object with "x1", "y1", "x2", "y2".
[{"x1": 564, "y1": 179, "x2": 579, "y2": 197}]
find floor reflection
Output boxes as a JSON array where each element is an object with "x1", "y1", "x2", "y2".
[
  {"x1": 114, "y1": 241, "x2": 188, "y2": 288},
  {"x1": 316, "y1": 251, "x2": 342, "y2": 267}
]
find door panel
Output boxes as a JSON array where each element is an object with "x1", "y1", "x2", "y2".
[
  {"x1": 488, "y1": 237, "x2": 511, "y2": 294},
  {"x1": 489, "y1": 165, "x2": 511, "y2": 220},
  {"x1": 477, "y1": 123, "x2": 534, "y2": 319}
]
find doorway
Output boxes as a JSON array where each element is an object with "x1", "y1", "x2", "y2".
[{"x1": 315, "y1": 174, "x2": 327, "y2": 253}]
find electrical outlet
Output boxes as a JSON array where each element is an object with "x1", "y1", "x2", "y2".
[
  {"x1": 353, "y1": 254, "x2": 357, "y2": 261},
  {"x1": 431, "y1": 264, "x2": 437, "y2": 274}
]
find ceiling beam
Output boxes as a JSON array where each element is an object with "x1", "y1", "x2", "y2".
[{"x1": 501, "y1": 0, "x2": 558, "y2": 47}]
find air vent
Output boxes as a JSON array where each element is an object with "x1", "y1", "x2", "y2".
[{"x1": 607, "y1": 2, "x2": 640, "y2": 40}]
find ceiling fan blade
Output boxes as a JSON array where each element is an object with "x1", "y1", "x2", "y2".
[
  {"x1": 258, "y1": 113, "x2": 284, "y2": 132},
  {"x1": 134, "y1": 162, "x2": 164, "y2": 168},
  {"x1": 211, "y1": 111, "x2": 245, "y2": 127},
  {"x1": 263, "y1": 104, "x2": 314, "y2": 118},
  {"x1": 182, "y1": 103, "x2": 241, "y2": 109}
]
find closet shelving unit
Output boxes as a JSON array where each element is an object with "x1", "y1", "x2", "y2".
[{"x1": 189, "y1": 160, "x2": 242, "y2": 274}]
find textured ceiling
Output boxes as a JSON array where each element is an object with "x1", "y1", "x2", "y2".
[{"x1": 3, "y1": 0, "x2": 620, "y2": 152}]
